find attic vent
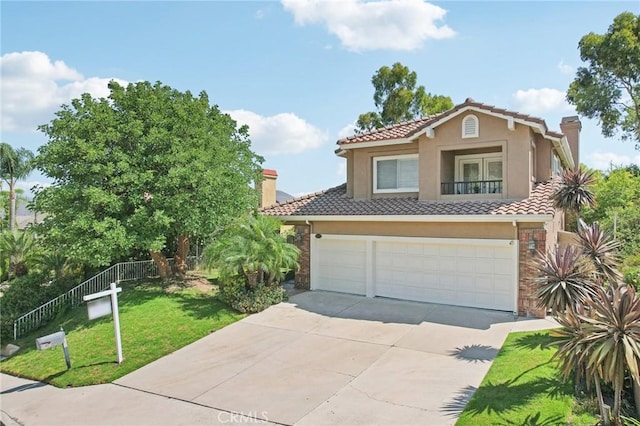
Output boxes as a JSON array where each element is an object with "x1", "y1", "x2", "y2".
[{"x1": 462, "y1": 114, "x2": 479, "y2": 138}]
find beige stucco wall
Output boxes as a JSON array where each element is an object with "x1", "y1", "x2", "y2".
[
  {"x1": 345, "y1": 112, "x2": 539, "y2": 201},
  {"x1": 351, "y1": 141, "x2": 419, "y2": 199},
  {"x1": 257, "y1": 175, "x2": 277, "y2": 208},
  {"x1": 312, "y1": 221, "x2": 518, "y2": 239},
  {"x1": 534, "y1": 134, "x2": 553, "y2": 182}
]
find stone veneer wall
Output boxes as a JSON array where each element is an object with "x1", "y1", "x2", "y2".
[
  {"x1": 294, "y1": 224, "x2": 310, "y2": 290},
  {"x1": 518, "y1": 228, "x2": 547, "y2": 317}
]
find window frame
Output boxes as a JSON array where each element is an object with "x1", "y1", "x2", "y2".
[
  {"x1": 551, "y1": 151, "x2": 562, "y2": 177},
  {"x1": 373, "y1": 154, "x2": 419, "y2": 194},
  {"x1": 461, "y1": 114, "x2": 479, "y2": 138}
]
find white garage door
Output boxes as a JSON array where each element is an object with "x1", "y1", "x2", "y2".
[
  {"x1": 312, "y1": 236, "x2": 517, "y2": 312},
  {"x1": 314, "y1": 238, "x2": 367, "y2": 295},
  {"x1": 375, "y1": 240, "x2": 516, "y2": 311}
]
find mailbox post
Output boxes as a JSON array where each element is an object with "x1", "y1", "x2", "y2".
[
  {"x1": 36, "y1": 327, "x2": 71, "y2": 369},
  {"x1": 83, "y1": 282, "x2": 123, "y2": 364}
]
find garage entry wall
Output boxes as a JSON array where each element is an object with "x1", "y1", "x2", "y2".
[{"x1": 311, "y1": 235, "x2": 518, "y2": 313}]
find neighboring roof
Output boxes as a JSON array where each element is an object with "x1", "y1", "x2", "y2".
[
  {"x1": 276, "y1": 190, "x2": 294, "y2": 204},
  {"x1": 337, "y1": 98, "x2": 554, "y2": 147},
  {"x1": 261, "y1": 180, "x2": 557, "y2": 219}
]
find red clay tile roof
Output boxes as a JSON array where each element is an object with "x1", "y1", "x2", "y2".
[
  {"x1": 261, "y1": 180, "x2": 557, "y2": 218},
  {"x1": 337, "y1": 98, "x2": 554, "y2": 147},
  {"x1": 262, "y1": 169, "x2": 278, "y2": 177}
]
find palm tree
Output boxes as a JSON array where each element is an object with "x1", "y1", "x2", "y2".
[
  {"x1": 581, "y1": 285, "x2": 640, "y2": 420},
  {"x1": 552, "y1": 167, "x2": 597, "y2": 229},
  {"x1": 533, "y1": 244, "x2": 596, "y2": 314},
  {"x1": 577, "y1": 220, "x2": 622, "y2": 286},
  {"x1": 0, "y1": 143, "x2": 35, "y2": 231},
  {"x1": 0, "y1": 229, "x2": 36, "y2": 278},
  {"x1": 203, "y1": 215, "x2": 299, "y2": 289}
]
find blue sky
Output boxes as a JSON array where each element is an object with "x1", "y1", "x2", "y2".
[{"x1": 2, "y1": 1, "x2": 639, "y2": 197}]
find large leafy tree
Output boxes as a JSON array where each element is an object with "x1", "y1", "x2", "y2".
[
  {"x1": 356, "y1": 62, "x2": 453, "y2": 132},
  {"x1": 566, "y1": 12, "x2": 640, "y2": 148},
  {"x1": 0, "y1": 143, "x2": 35, "y2": 231},
  {"x1": 35, "y1": 81, "x2": 263, "y2": 278}
]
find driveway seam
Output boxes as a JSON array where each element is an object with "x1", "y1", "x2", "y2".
[
  {"x1": 111, "y1": 383, "x2": 288, "y2": 425},
  {"x1": 187, "y1": 323, "x2": 309, "y2": 402}
]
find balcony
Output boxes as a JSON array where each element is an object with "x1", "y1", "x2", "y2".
[{"x1": 441, "y1": 180, "x2": 503, "y2": 195}]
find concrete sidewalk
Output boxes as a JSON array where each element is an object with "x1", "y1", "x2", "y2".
[{"x1": 1, "y1": 292, "x2": 559, "y2": 426}]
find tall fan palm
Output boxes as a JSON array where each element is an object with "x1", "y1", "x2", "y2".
[
  {"x1": 551, "y1": 167, "x2": 597, "y2": 227},
  {"x1": 0, "y1": 143, "x2": 35, "y2": 231}
]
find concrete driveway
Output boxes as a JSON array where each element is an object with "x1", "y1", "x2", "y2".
[{"x1": 1, "y1": 291, "x2": 558, "y2": 425}]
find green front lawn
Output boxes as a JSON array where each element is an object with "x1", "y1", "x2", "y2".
[
  {"x1": 457, "y1": 331, "x2": 598, "y2": 425},
  {"x1": 0, "y1": 278, "x2": 244, "y2": 387}
]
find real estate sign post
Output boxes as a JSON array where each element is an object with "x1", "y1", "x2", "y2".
[{"x1": 83, "y1": 282, "x2": 123, "y2": 364}]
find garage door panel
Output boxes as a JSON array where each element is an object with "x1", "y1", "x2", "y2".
[
  {"x1": 313, "y1": 237, "x2": 516, "y2": 312},
  {"x1": 373, "y1": 240, "x2": 516, "y2": 312},
  {"x1": 315, "y1": 239, "x2": 366, "y2": 295}
]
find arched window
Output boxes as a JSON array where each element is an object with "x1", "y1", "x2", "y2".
[{"x1": 462, "y1": 114, "x2": 479, "y2": 138}]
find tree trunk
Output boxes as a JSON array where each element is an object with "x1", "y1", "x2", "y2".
[
  {"x1": 9, "y1": 180, "x2": 16, "y2": 231},
  {"x1": 150, "y1": 251, "x2": 171, "y2": 280},
  {"x1": 634, "y1": 378, "x2": 640, "y2": 419},
  {"x1": 594, "y1": 376, "x2": 610, "y2": 426},
  {"x1": 613, "y1": 381, "x2": 622, "y2": 421},
  {"x1": 247, "y1": 271, "x2": 258, "y2": 289},
  {"x1": 174, "y1": 235, "x2": 189, "y2": 278}
]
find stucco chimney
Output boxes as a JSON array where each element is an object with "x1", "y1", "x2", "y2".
[
  {"x1": 560, "y1": 116, "x2": 581, "y2": 166},
  {"x1": 257, "y1": 169, "x2": 278, "y2": 208}
]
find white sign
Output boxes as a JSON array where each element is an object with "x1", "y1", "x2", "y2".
[
  {"x1": 87, "y1": 297, "x2": 112, "y2": 320},
  {"x1": 84, "y1": 283, "x2": 124, "y2": 364}
]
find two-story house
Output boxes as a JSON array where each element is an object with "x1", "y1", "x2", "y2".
[{"x1": 261, "y1": 98, "x2": 581, "y2": 317}]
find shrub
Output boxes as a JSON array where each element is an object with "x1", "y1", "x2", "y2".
[
  {"x1": 0, "y1": 274, "x2": 79, "y2": 341},
  {"x1": 217, "y1": 278, "x2": 287, "y2": 314}
]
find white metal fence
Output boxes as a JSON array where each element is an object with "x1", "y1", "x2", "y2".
[{"x1": 12, "y1": 256, "x2": 200, "y2": 340}]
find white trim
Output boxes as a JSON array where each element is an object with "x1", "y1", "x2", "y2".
[
  {"x1": 462, "y1": 114, "x2": 479, "y2": 138},
  {"x1": 513, "y1": 239, "x2": 519, "y2": 315},
  {"x1": 316, "y1": 233, "x2": 516, "y2": 247},
  {"x1": 425, "y1": 126, "x2": 435, "y2": 139},
  {"x1": 365, "y1": 239, "x2": 374, "y2": 297},
  {"x1": 373, "y1": 153, "x2": 419, "y2": 194},
  {"x1": 454, "y1": 153, "x2": 503, "y2": 182},
  {"x1": 276, "y1": 214, "x2": 553, "y2": 223},
  {"x1": 338, "y1": 138, "x2": 412, "y2": 150},
  {"x1": 416, "y1": 106, "x2": 548, "y2": 138}
]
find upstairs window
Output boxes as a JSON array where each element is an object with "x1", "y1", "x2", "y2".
[
  {"x1": 551, "y1": 151, "x2": 562, "y2": 176},
  {"x1": 374, "y1": 154, "x2": 418, "y2": 193},
  {"x1": 462, "y1": 114, "x2": 479, "y2": 138}
]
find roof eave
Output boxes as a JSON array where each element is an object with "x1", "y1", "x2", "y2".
[
  {"x1": 337, "y1": 137, "x2": 413, "y2": 151},
  {"x1": 272, "y1": 214, "x2": 554, "y2": 223}
]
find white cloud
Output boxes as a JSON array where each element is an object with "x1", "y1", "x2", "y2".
[
  {"x1": 255, "y1": 8, "x2": 266, "y2": 19},
  {"x1": 281, "y1": 0, "x2": 455, "y2": 51},
  {"x1": 557, "y1": 60, "x2": 573, "y2": 75},
  {"x1": 1, "y1": 51, "x2": 127, "y2": 132},
  {"x1": 512, "y1": 88, "x2": 573, "y2": 115},
  {"x1": 337, "y1": 122, "x2": 356, "y2": 139},
  {"x1": 587, "y1": 152, "x2": 640, "y2": 171},
  {"x1": 226, "y1": 109, "x2": 328, "y2": 155}
]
